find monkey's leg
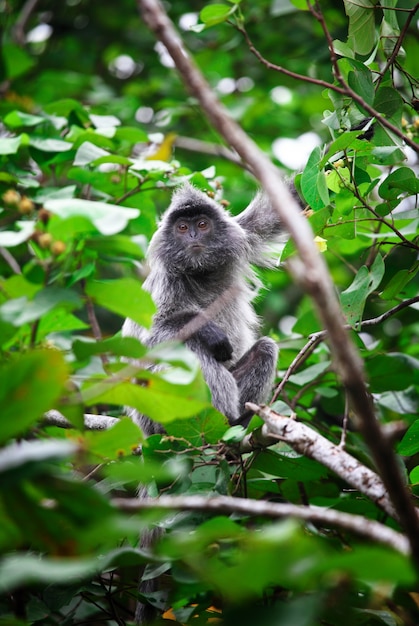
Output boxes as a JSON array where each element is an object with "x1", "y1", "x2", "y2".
[
  {"x1": 199, "y1": 354, "x2": 241, "y2": 423},
  {"x1": 230, "y1": 337, "x2": 278, "y2": 423}
]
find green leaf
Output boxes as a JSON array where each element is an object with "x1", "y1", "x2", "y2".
[
  {"x1": 104, "y1": 456, "x2": 187, "y2": 487},
  {"x1": 83, "y1": 418, "x2": 142, "y2": 460},
  {"x1": 343, "y1": 0, "x2": 376, "y2": 55},
  {"x1": 28, "y1": 137, "x2": 72, "y2": 152},
  {"x1": 0, "y1": 136, "x2": 22, "y2": 155},
  {"x1": 250, "y1": 449, "x2": 328, "y2": 481},
  {"x1": 374, "y1": 87, "x2": 403, "y2": 122},
  {"x1": 366, "y1": 353, "x2": 416, "y2": 393},
  {"x1": 347, "y1": 60, "x2": 374, "y2": 107},
  {"x1": 86, "y1": 235, "x2": 145, "y2": 260},
  {"x1": 399, "y1": 420, "x2": 419, "y2": 456},
  {"x1": 289, "y1": 361, "x2": 331, "y2": 386},
  {"x1": 380, "y1": 268, "x2": 418, "y2": 300},
  {"x1": 0, "y1": 350, "x2": 68, "y2": 444},
  {"x1": 0, "y1": 221, "x2": 35, "y2": 247},
  {"x1": 82, "y1": 373, "x2": 211, "y2": 424},
  {"x1": 166, "y1": 408, "x2": 229, "y2": 445},
  {"x1": 85, "y1": 278, "x2": 155, "y2": 326},
  {"x1": 301, "y1": 146, "x2": 329, "y2": 210},
  {"x1": 4, "y1": 111, "x2": 45, "y2": 128},
  {"x1": 44, "y1": 198, "x2": 139, "y2": 235},
  {"x1": 340, "y1": 254, "x2": 385, "y2": 326},
  {"x1": 0, "y1": 554, "x2": 99, "y2": 593},
  {"x1": 73, "y1": 336, "x2": 147, "y2": 361},
  {"x1": 0, "y1": 287, "x2": 82, "y2": 326},
  {"x1": 319, "y1": 131, "x2": 363, "y2": 168},
  {"x1": 3, "y1": 43, "x2": 35, "y2": 79},
  {"x1": 288, "y1": 0, "x2": 310, "y2": 9},
  {"x1": 200, "y1": 4, "x2": 236, "y2": 26},
  {"x1": 379, "y1": 167, "x2": 419, "y2": 200},
  {"x1": 0, "y1": 439, "x2": 77, "y2": 475},
  {"x1": 73, "y1": 141, "x2": 111, "y2": 166}
]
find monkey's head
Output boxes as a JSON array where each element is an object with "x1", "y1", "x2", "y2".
[{"x1": 148, "y1": 183, "x2": 249, "y2": 275}]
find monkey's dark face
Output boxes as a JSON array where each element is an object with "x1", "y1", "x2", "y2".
[
  {"x1": 149, "y1": 194, "x2": 249, "y2": 276},
  {"x1": 173, "y1": 214, "x2": 213, "y2": 252}
]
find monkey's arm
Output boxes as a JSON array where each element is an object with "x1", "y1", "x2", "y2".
[
  {"x1": 234, "y1": 192, "x2": 285, "y2": 265},
  {"x1": 152, "y1": 312, "x2": 233, "y2": 362}
]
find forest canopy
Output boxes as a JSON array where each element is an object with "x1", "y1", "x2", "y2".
[{"x1": 1, "y1": 1, "x2": 419, "y2": 625}]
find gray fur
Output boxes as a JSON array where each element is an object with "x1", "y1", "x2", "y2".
[{"x1": 122, "y1": 182, "x2": 282, "y2": 431}]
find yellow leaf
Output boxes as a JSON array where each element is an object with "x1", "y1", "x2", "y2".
[
  {"x1": 146, "y1": 132, "x2": 177, "y2": 161},
  {"x1": 314, "y1": 236, "x2": 327, "y2": 252}
]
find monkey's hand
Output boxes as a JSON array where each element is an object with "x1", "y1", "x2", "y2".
[{"x1": 195, "y1": 321, "x2": 233, "y2": 362}]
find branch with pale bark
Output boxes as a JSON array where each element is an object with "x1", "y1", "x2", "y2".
[
  {"x1": 245, "y1": 403, "x2": 396, "y2": 519},
  {"x1": 137, "y1": 0, "x2": 419, "y2": 566},
  {"x1": 112, "y1": 494, "x2": 409, "y2": 556}
]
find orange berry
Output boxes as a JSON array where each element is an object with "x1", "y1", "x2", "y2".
[
  {"x1": 2, "y1": 189, "x2": 21, "y2": 205},
  {"x1": 51, "y1": 240, "x2": 66, "y2": 255},
  {"x1": 18, "y1": 196, "x2": 35, "y2": 214},
  {"x1": 38, "y1": 233, "x2": 53, "y2": 249}
]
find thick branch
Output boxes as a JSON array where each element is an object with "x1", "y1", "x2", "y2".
[
  {"x1": 43, "y1": 410, "x2": 120, "y2": 430},
  {"x1": 112, "y1": 494, "x2": 409, "y2": 556},
  {"x1": 246, "y1": 403, "x2": 396, "y2": 519},
  {"x1": 137, "y1": 0, "x2": 419, "y2": 565}
]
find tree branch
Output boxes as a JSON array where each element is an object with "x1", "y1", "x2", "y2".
[
  {"x1": 43, "y1": 410, "x2": 120, "y2": 430},
  {"x1": 112, "y1": 494, "x2": 409, "y2": 556},
  {"x1": 245, "y1": 403, "x2": 397, "y2": 519}
]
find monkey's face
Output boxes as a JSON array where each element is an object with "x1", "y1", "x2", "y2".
[
  {"x1": 174, "y1": 215, "x2": 212, "y2": 251},
  {"x1": 170, "y1": 214, "x2": 220, "y2": 272}
]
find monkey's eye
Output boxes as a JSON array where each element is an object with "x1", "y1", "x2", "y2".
[
  {"x1": 197, "y1": 219, "x2": 209, "y2": 230},
  {"x1": 177, "y1": 222, "x2": 188, "y2": 232}
]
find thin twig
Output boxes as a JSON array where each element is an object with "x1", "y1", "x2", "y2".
[
  {"x1": 235, "y1": 23, "x2": 419, "y2": 154},
  {"x1": 273, "y1": 296, "x2": 419, "y2": 401},
  {"x1": 0, "y1": 246, "x2": 22, "y2": 274},
  {"x1": 376, "y1": 3, "x2": 419, "y2": 88},
  {"x1": 12, "y1": 0, "x2": 41, "y2": 44}
]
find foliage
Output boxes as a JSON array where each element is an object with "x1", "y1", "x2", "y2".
[{"x1": 0, "y1": 0, "x2": 419, "y2": 624}]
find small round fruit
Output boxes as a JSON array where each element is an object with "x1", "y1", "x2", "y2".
[
  {"x1": 18, "y1": 196, "x2": 35, "y2": 214},
  {"x1": 51, "y1": 240, "x2": 66, "y2": 255},
  {"x1": 2, "y1": 189, "x2": 21, "y2": 206}
]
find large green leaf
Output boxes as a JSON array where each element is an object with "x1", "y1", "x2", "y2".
[
  {"x1": 81, "y1": 370, "x2": 211, "y2": 424},
  {"x1": 85, "y1": 278, "x2": 155, "y2": 326},
  {"x1": 340, "y1": 254, "x2": 384, "y2": 326},
  {"x1": 0, "y1": 350, "x2": 68, "y2": 443},
  {"x1": 301, "y1": 146, "x2": 329, "y2": 211},
  {"x1": 44, "y1": 199, "x2": 139, "y2": 235},
  {"x1": 343, "y1": 0, "x2": 376, "y2": 55},
  {"x1": 366, "y1": 353, "x2": 416, "y2": 393}
]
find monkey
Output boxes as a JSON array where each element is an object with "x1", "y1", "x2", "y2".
[
  {"x1": 123, "y1": 182, "x2": 283, "y2": 432},
  {"x1": 122, "y1": 182, "x2": 283, "y2": 622}
]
